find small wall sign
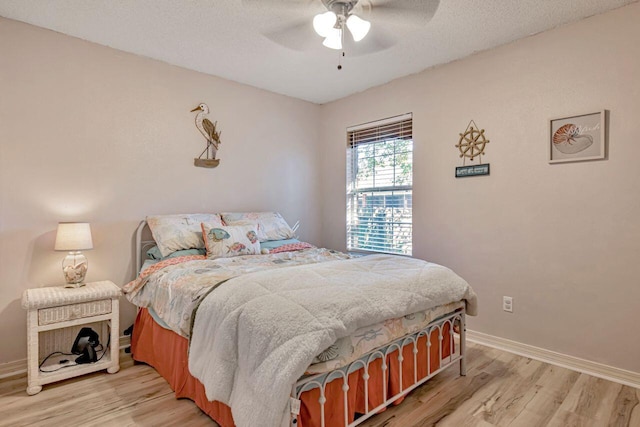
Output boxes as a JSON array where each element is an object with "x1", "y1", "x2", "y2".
[{"x1": 456, "y1": 164, "x2": 490, "y2": 178}]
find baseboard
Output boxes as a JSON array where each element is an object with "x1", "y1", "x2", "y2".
[
  {"x1": 467, "y1": 330, "x2": 640, "y2": 389},
  {"x1": 0, "y1": 359, "x2": 27, "y2": 380},
  {"x1": 120, "y1": 335, "x2": 131, "y2": 351},
  {"x1": 0, "y1": 335, "x2": 131, "y2": 381},
  {"x1": 119, "y1": 334, "x2": 131, "y2": 351}
]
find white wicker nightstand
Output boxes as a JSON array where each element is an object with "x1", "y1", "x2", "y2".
[{"x1": 21, "y1": 280, "x2": 121, "y2": 395}]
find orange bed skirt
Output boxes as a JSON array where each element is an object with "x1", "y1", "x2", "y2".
[{"x1": 131, "y1": 308, "x2": 452, "y2": 427}]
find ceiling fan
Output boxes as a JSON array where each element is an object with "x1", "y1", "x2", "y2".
[{"x1": 242, "y1": 0, "x2": 440, "y2": 61}]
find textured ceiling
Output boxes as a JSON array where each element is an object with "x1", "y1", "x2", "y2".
[{"x1": 0, "y1": 0, "x2": 636, "y2": 104}]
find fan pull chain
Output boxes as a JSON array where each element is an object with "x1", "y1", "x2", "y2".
[
  {"x1": 337, "y1": 25, "x2": 345, "y2": 70},
  {"x1": 338, "y1": 51, "x2": 345, "y2": 70}
]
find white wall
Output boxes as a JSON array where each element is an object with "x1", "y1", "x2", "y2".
[
  {"x1": 318, "y1": 3, "x2": 640, "y2": 373},
  {"x1": 0, "y1": 17, "x2": 321, "y2": 363},
  {"x1": 3, "y1": 3, "x2": 640, "y2": 374}
]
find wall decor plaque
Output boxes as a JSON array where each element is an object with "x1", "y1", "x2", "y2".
[
  {"x1": 549, "y1": 110, "x2": 605, "y2": 164},
  {"x1": 191, "y1": 103, "x2": 222, "y2": 168},
  {"x1": 455, "y1": 120, "x2": 490, "y2": 178}
]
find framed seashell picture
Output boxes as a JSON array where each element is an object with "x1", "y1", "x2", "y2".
[{"x1": 549, "y1": 110, "x2": 606, "y2": 164}]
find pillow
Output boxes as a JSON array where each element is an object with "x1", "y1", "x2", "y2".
[
  {"x1": 201, "y1": 223, "x2": 261, "y2": 259},
  {"x1": 259, "y1": 239, "x2": 300, "y2": 250},
  {"x1": 261, "y1": 240, "x2": 314, "y2": 254},
  {"x1": 146, "y1": 245, "x2": 163, "y2": 260},
  {"x1": 146, "y1": 245, "x2": 206, "y2": 260},
  {"x1": 221, "y1": 212, "x2": 295, "y2": 242},
  {"x1": 147, "y1": 213, "x2": 223, "y2": 257}
]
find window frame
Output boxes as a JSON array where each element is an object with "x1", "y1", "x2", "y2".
[{"x1": 346, "y1": 113, "x2": 413, "y2": 256}]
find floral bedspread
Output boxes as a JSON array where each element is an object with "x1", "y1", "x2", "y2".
[{"x1": 122, "y1": 248, "x2": 350, "y2": 338}]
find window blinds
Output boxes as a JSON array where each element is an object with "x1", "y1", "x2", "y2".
[{"x1": 347, "y1": 114, "x2": 413, "y2": 255}]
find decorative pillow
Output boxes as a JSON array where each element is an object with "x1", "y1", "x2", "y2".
[
  {"x1": 260, "y1": 239, "x2": 300, "y2": 250},
  {"x1": 221, "y1": 212, "x2": 295, "y2": 242},
  {"x1": 264, "y1": 241, "x2": 314, "y2": 254},
  {"x1": 201, "y1": 223, "x2": 261, "y2": 259},
  {"x1": 146, "y1": 245, "x2": 206, "y2": 260},
  {"x1": 147, "y1": 213, "x2": 223, "y2": 257},
  {"x1": 146, "y1": 245, "x2": 163, "y2": 260}
]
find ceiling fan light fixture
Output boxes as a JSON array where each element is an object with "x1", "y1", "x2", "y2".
[
  {"x1": 313, "y1": 11, "x2": 337, "y2": 37},
  {"x1": 322, "y1": 28, "x2": 343, "y2": 50},
  {"x1": 346, "y1": 14, "x2": 370, "y2": 42}
]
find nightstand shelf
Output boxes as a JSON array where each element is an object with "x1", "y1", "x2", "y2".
[
  {"x1": 38, "y1": 352, "x2": 113, "y2": 380},
  {"x1": 22, "y1": 281, "x2": 121, "y2": 395}
]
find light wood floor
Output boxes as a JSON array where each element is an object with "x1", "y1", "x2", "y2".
[{"x1": 1, "y1": 343, "x2": 638, "y2": 427}]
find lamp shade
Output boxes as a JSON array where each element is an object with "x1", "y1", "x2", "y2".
[{"x1": 54, "y1": 222, "x2": 93, "y2": 251}]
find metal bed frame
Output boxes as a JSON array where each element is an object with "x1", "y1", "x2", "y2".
[
  {"x1": 134, "y1": 220, "x2": 467, "y2": 427},
  {"x1": 290, "y1": 309, "x2": 466, "y2": 426}
]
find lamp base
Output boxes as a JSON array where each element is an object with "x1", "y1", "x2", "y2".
[{"x1": 62, "y1": 251, "x2": 88, "y2": 285}]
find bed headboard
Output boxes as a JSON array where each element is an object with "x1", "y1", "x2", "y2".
[{"x1": 135, "y1": 220, "x2": 156, "y2": 274}]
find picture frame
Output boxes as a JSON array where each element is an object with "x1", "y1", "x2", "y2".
[{"x1": 549, "y1": 110, "x2": 606, "y2": 164}]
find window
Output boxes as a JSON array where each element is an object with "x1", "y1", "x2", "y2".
[{"x1": 347, "y1": 114, "x2": 413, "y2": 255}]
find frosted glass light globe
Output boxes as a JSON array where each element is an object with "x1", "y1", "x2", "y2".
[
  {"x1": 323, "y1": 28, "x2": 343, "y2": 50},
  {"x1": 313, "y1": 11, "x2": 337, "y2": 37},
  {"x1": 346, "y1": 14, "x2": 371, "y2": 42}
]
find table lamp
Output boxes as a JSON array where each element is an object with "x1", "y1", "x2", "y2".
[{"x1": 54, "y1": 222, "x2": 93, "y2": 287}]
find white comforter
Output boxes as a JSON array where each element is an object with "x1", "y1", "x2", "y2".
[{"x1": 188, "y1": 254, "x2": 477, "y2": 427}]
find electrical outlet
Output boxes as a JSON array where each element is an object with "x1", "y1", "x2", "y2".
[{"x1": 503, "y1": 296, "x2": 513, "y2": 313}]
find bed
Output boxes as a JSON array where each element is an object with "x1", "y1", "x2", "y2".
[{"x1": 124, "y1": 214, "x2": 477, "y2": 427}]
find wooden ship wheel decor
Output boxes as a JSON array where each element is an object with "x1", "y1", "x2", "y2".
[
  {"x1": 455, "y1": 120, "x2": 491, "y2": 178},
  {"x1": 191, "y1": 103, "x2": 222, "y2": 168}
]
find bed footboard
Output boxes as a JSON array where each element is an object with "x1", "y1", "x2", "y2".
[{"x1": 290, "y1": 308, "x2": 466, "y2": 427}]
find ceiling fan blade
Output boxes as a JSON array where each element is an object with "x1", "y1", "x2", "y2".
[
  {"x1": 264, "y1": 19, "x2": 394, "y2": 56},
  {"x1": 242, "y1": 0, "x2": 324, "y2": 15},
  {"x1": 344, "y1": 26, "x2": 396, "y2": 57},
  {"x1": 263, "y1": 19, "x2": 322, "y2": 52},
  {"x1": 355, "y1": 0, "x2": 440, "y2": 27}
]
